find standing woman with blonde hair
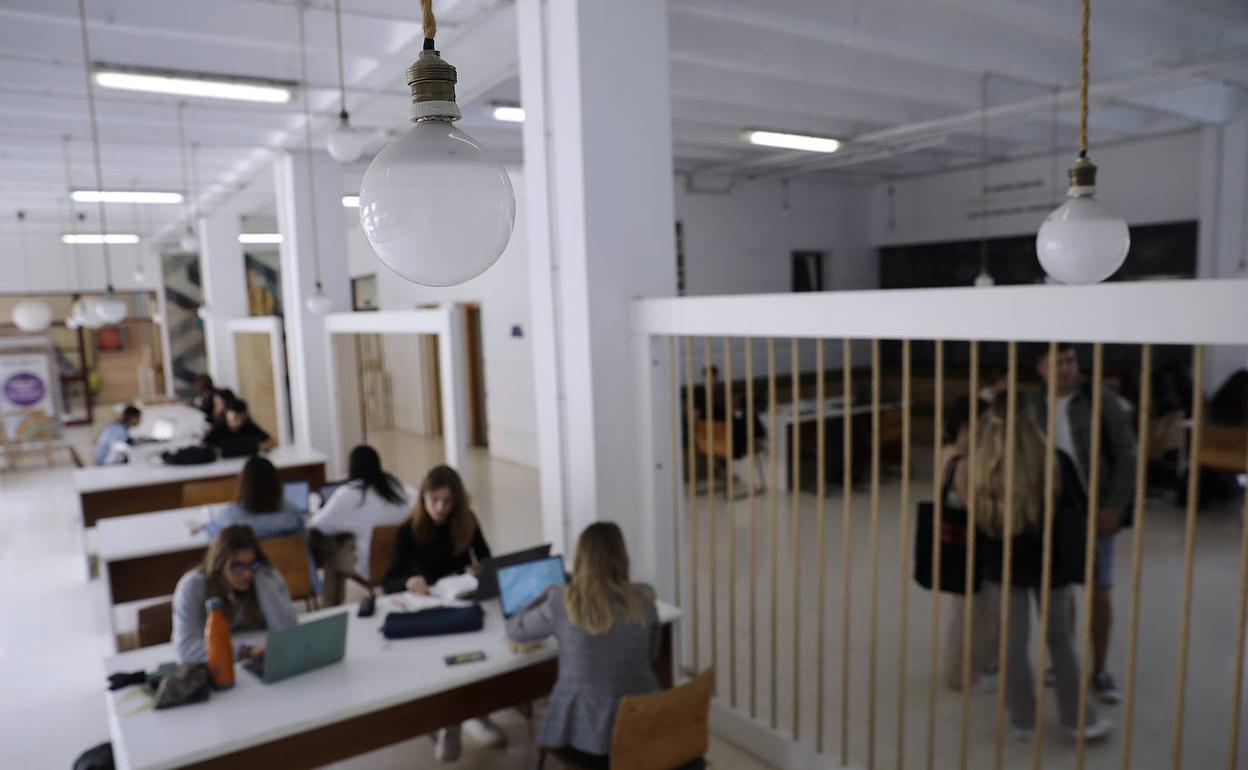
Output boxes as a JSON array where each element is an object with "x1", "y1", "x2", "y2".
[
  {"x1": 957, "y1": 395, "x2": 1111, "y2": 740},
  {"x1": 506, "y1": 522, "x2": 661, "y2": 768}
]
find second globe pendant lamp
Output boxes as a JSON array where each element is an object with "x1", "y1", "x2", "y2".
[
  {"x1": 358, "y1": 0, "x2": 515, "y2": 287},
  {"x1": 1035, "y1": 0, "x2": 1129, "y2": 284}
]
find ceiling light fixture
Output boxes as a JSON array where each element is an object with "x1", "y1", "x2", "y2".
[
  {"x1": 295, "y1": 2, "x2": 333, "y2": 315},
  {"x1": 71, "y1": 190, "x2": 182, "y2": 204},
  {"x1": 1036, "y1": 0, "x2": 1129, "y2": 285},
  {"x1": 76, "y1": 0, "x2": 128, "y2": 326},
  {"x1": 745, "y1": 130, "x2": 841, "y2": 154},
  {"x1": 342, "y1": 195, "x2": 360, "y2": 208},
  {"x1": 492, "y1": 105, "x2": 525, "y2": 123},
  {"x1": 175, "y1": 103, "x2": 199, "y2": 252},
  {"x1": 358, "y1": 0, "x2": 516, "y2": 286},
  {"x1": 11, "y1": 211, "x2": 54, "y2": 333},
  {"x1": 62, "y1": 233, "x2": 140, "y2": 245},
  {"x1": 974, "y1": 73, "x2": 995, "y2": 288},
  {"x1": 326, "y1": 0, "x2": 366, "y2": 163},
  {"x1": 94, "y1": 68, "x2": 292, "y2": 103},
  {"x1": 238, "y1": 233, "x2": 284, "y2": 245}
]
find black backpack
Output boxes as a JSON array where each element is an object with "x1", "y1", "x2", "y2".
[
  {"x1": 161, "y1": 444, "x2": 217, "y2": 465},
  {"x1": 73, "y1": 742, "x2": 114, "y2": 770}
]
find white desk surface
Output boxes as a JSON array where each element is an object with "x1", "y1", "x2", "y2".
[
  {"x1": 96, "y1": 505, "x2": 219, "y2": 563},
  {"x1": 129, "y1": 403, "x2": 208, "y2": 442},
  {"x1": 75, "y1": 446, "x2": 327, "y2": 494},
  {"x1": 105, "y1": 598, "x2": 681, "y2": 770}
]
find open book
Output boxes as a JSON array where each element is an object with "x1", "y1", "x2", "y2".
[{"x1": 382, "y1": 573, "x2": 480, "y2": 613}]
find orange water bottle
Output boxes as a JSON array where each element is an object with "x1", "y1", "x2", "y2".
[{"x1": 204, "y1": 597, "x2": 235, "y2": 688}]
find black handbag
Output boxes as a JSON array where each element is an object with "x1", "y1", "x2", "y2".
[
  {"x1": 161, "y1": 444, "x2": 217, "y2": 465},
  {"x1": 914, "y1": 456, "x2": 982, "y2": 595}
]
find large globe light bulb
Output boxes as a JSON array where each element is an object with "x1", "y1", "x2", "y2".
[
  {"x1": 358, "y1": 48, "x2": 515, "y2": 287},
  {"x1": 973, "y1": 270, "x2": 995, "y2": 288},
  {"x1": 94, "y1": 293, "x2": 128, "y2": 325},
  {"x1": 11, "y1": 300, "x2": 53, "y2": 333},
  {"x1": 327, "y1": 115, "x2": 365, "y2": 163},
  {"x1": 305, "y1": 288, "x2": 333, "y2": 315},
  {"x1": 360, "y1": 122, "x2": 514, "y2": 286},
  {"x1": 1036, "y1": 157, "x2": 1129, "y2": 285}
]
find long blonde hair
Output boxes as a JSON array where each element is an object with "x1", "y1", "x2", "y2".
[
  {"x1": 972, "y1": 396, "x2": 1049, "y2": 538},
  {"x1": 565, "y1": 522, "x2": 645, "y2": 635}
]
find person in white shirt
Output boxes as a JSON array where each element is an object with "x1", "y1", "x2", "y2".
[
  {"x1": 310, "y1": 445, "x2": 413, "y2": 604},
  {"x1": 93, "y1": 404, "x2": 141, "y2": 465}
]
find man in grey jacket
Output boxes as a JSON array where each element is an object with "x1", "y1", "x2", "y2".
[{"x1": 1031, "y1": 343, "x2": 1138, "y2": 705}]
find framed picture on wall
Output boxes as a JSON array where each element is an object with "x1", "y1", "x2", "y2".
[{"x1": 94, "y1": 326, "x2": 128, "y2": 354}]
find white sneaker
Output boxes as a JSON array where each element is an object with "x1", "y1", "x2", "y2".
[
  {"x1": 462, "y1": 716, "x2": 507, "y2": 748},
  {"x1": 1066, "y1": 717, "x2": 1115, "y2": 742},
  {"x1": 435, "y1": 725, "x2": 462, "y2": 762},
  {"x1": 1012, "y1": 724, "x2": 1034, "y2": 743}
]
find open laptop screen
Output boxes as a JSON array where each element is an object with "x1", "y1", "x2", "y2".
[
  {"x1": 498, "y1": 556, "x2": 566, "y2": 618},
  {"x1": 283, "y1": 480, "x2": 310, "y2": 512}
]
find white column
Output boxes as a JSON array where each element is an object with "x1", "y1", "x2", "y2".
[
  {"x1": 274, "y1": 150, "x2": 351, "y2": 453},
  {"x1": 518, "y1": 0, "x2": 677, "y2": 577},
  {"x1": 1200, "y1": 118, "x2": 1248, "y2": 390},
  {"x1": 198, "y1": 208, "x2": 249, "y2": 390},
  {"x1": 438, "y1": 304, "x2": 469, "y2": 476}
]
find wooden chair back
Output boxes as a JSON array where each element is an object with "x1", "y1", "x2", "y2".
[
  {"x1": 136, "y1": 601, "x2": 173, "y2": 649},
  {"x1": 1198, "y1": 424, "x2": 1248, "y2": 473},
  {"x1": 608, "y1": 668, "x2": 714, "y2": 770},
  {"x1": 369, "y1": 524, "x2": 401, "y2": 587},
  {"x1": 182, "y1": 476, "x2": 239, "y2": 508},
  {"x1": 693, "y1": 420, "x2": 731, "y2": 460},
  {"x1": 263, "y1": 533, "x2": 315, "y2": 604}
]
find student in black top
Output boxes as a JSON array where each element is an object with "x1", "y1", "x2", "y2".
[
  {"x1": 204, "y1": 398, "x2": 275, "y2": 453},
  {"x1": 383, "y1": 464, "x2": 501, "y2": 761},
  {"x1": 382, "y1": 464, "x2": 491, "y2": 595},
  {"x1": 191, "y1": 374, "x2": 216, "y2": 419}
]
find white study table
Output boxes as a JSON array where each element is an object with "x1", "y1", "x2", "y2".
[
  {"x1": 105, "y1": 597, "x2": 680, "y2": 770},
  {"x1": 75, "y1": 446, "x2": 327, "y2": 527},
  {"x1": 96, "y1": 505, "x2": 219, "y2": 650}
]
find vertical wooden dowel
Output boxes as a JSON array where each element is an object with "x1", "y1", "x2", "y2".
[
  {"x1": 791, "y1": 337, "x2": 802, "y2": 741},
  {"x1": 724, "y1": 338, "x2": 737, "y2": 708},
  {"x1": 746, "y1": 338, "x2": 758, "y2": 720},
  {"x1": 993, "y1": 342, "x2": 1017, "y2": 770},
  {"x1": 685, "y1": 338, "x2": 699, "y2": 675},
  {"x1": 841, "y1": 338, "x2": 854, "y2": 767},
  {"x1": 1031, "y1": 341, "x2": 1058, "y2": 770},
  {"x1": 1121, "y1": 344, "x2": 1152, "y2": 770},
  {"x1": 704, "y1": 338, "x2": 717, "y2": 693},
  {"x1": 1229, "y1": 379, "x2": 1248, "y2": 770},
  {"x1": 1170, "y1": 345, "x2": 1205, "y2": 770},
  {"x1": 897, "y1": 339, "x2": 913, "y2": 770},
  {"x1": 768, "y1": 338, "x2": 779, "y2": 730},
  {"x1": 926, "y1": 339, "x2": 945, "y2": 770},
  {"x1": 1075, "y1": 343, "x2": 1106, "y2": 769},
  {"x1": 668, "y1": 338, "x2": 682, "y2": 673},
  {"x1": 815, "y1": 339, "x2": 827, "y2": 753},
  {"x1": 960, "y1": 341, "x2": 980, "y2": 770},
  {"x1": 868, "y1": 338, "x2": 882, "y2": 770}
]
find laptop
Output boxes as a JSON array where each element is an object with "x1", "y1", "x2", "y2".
[
  {"x1": 243, "y1": 611, "x2": 349, "y2": 684},
  {"x1": 498, "y1": 556, "x2": 566, "y2": 618},
  {"x1": 473, "y1": 543, "x2": 553, "y2": 601},
  {"x1": 283, "y1": 480, "x2": 311, "y2": 512},
  {"x1": 150, "y1": 418, "x2": 177, "y2": 442}
]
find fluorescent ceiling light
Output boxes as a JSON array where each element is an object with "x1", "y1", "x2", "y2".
[
  {"x1": 94, "y1": 70, "x2": 292, "y2": 103},
  {"x1": 342, "y1": 195, "x2": 360, "y2": 208},
  {"x1": 238, "y1": 233, "x2": 284, "y2": 244},
  {"x1": 72, "y1": 190, "x2": 183, "y2": 204},
  {"x1": 62, "y1": 233, "x2": 141, "y2": 245},
  {"x1": 492, "y1": 106, "x2": 525, "y2": 123},
  {"x1": 744, "y1": 130, "x2": 841, "y2": 154}
]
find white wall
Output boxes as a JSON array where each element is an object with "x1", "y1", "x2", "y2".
[
  {"x1": 871, "y1": 130, "x2": 1204, "y2": 248},
  {"x1": 0, "y1": 237, "x2": 162, "y2": 293},
  {"x1": 376, "y1": 166, "x2": 539, "y2": 469}
]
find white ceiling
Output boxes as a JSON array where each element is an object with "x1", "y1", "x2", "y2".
[{"x1": 1, "y1": 0, "x2": 1246, "y2": 246}]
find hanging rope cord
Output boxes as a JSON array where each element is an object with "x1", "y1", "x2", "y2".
[
  {"x1": 333, "y1": 0, "x2": 349, "y2": 120},
  {"x1": 1079, "y1": 0, "x2": 1090, "y2": 156},
  {"x1": 979, "y1": 73, "x2": 989, "y2": 271},
  {"x1": 421, "y1": 0, "x2": 437, "y2": 48},
  {"x1": 76, "y1": 0, "x2": 115, "y2": 290},
  {"x1": 295, "y1": 2, "x2": 324, "y2": 292}
]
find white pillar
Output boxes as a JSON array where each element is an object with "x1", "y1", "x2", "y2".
[
  {"x1": 274, "y1": 150, "x2": 351, "y2": 453},
  {"x1": 1199, "y1": 117, "x2": 1248, "y2": 390},
  {"x1": 198, "y1": 208, "x2": 249, "y2": 390},
  {"x1": 517, "y1": 0, "x2": 677, "y2": 578}
]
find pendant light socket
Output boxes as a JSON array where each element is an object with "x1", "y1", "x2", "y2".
[{"x1": 407, "y1": 49, "x2": 461, "y2": 121}]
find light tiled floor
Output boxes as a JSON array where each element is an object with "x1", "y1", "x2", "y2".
[{"x1": 0, "y1": 427, "x2": 775, "y2": 770}]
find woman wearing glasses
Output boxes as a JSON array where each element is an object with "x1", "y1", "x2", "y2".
[{"x1": 172, "y1": 524, "x2": 296, "y2": 664}]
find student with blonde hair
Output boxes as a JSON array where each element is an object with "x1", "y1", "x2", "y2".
[
  {"x1": 957, "y1": 394, "x2": 1111, "y2": 740},
  {"x1": 506, "y1": 522, "x2": 661, "y2": 768}
]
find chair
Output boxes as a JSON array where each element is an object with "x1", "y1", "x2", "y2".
[
  {"x1": 263, "y1": 533, "x2": 318, "y2": 610},
  {"x1": 182, "y1": 476, "x2": 239, "y2": 507},
  {"x1": 539, "y1": 669, "x2": 714, "y2": 770},
  {"x1": 1198, "y1": 424, "x2": 1248, "y2": 473},
  {"x1": 694, "y1": 419, "x2": 766, "y2": 499},
  {"x1": 136, "y1": 601, "x2": 173, "y2": 648},
  {"x1": 369, "y1": 524, "x2": 401, "y2": 588}
]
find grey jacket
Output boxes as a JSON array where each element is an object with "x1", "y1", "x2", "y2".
[
  {"x1": 506, "y1": 583, "x2": 661, "y2": 756},
  {"x1": 1029, "y1": 385, "x2": 1138, "y2": 512},
  {"x1": 172, "y1": 567, "x2": 298, "y2": 664}
]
